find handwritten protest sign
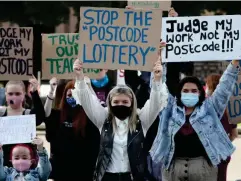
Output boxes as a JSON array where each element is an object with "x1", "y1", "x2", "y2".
[
  {"x1": 0, "y1": 115, "x2": 36, "y2": 144},
  {"x1": 127, "y1": 0, "x2": 171, "y2": 10},
  {"x1": 161, "y1": 15, "x2": 241, "y2": 62},
  {"x1": 226, "y1": 60, "x2": 241, "y2": 124},
  {"x1": 78, "y1": 7, "x2": 162, "y2": 71},
  {"x1": 42, "y1": 33, "x2": 101, "y2": 79},
  {"x1": 0, "y1": 27, "x2": 33, "y2": 80}
]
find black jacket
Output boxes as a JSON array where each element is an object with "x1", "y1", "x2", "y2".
[{"x1": 94, "y1": 118, "x2": 145, "y2": 181}]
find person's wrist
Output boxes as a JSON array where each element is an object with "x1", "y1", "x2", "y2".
[
  {"x1": 76, "y1": 73, "x2": 84, "y2": 81},
  {"x1": 154, "y1": 76, "x2": 161, "y2": 82}
]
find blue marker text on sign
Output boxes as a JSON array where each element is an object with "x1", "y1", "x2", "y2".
[
  {"x1": 79, "y1": 7, "x2": 162, "y2": 71},
  {"x1": 228, "y1": 79, "x2": 241, "y2": 118}
]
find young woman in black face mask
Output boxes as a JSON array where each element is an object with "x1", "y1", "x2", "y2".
[
  {"x1": 44, "y1": 78, "x2": 100, "y2": 181},
  {"x1": 72, "y1": 59, "x2": 168, "y2": 181}
]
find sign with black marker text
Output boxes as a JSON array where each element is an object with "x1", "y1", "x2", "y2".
[
  {"x1": 161, "y1": 15, "x2": 241, "y2": 62},
  {"x1": 0, "y1": 27, "x2": 33, "y2": 80},
  {"x1": 78, "y1": 7, "x2": 162, "y2": 71}
]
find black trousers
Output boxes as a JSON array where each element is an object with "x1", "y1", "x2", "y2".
[{"x1": 102, "y1": 172, "x2": 132, "y2": 181}]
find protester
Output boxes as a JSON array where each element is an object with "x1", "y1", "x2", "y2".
[
  {"x1": 53, "y1": 79, "x2": 70, "y2": 109},
  {"x1": 0, "y1": 77, "x2": 45, "y2": 167},
  {"x1": 150, "y1": 59, "x2": 239, "y2": 181},
  {"x1": 72, "y1": 58, "x2": 168, "y2": 181},
  {"x1": 0, "y1": 137, "x2": 51, "y2": 181},
  {"x1": 44, "y1": 77, "x2": 100, "y2": 181},
  {"x1": 206, "y1": 74, "x2": 238, "y2": 181},
  {"x1": 24, "y1": 81, "x2": 41, "y2": 109},
  {"x1": 90, "y1": 69, "x2": 114, "y2": 106}
]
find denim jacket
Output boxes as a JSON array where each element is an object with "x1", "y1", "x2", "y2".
[
  {"x1": 150, "y1": 63, "x2": 239, "y2": 170},
  {"x1": 0, "y1": 148, "x2": 52, "y2": 181}
]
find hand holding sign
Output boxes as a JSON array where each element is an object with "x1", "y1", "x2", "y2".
[
  {"x1": 168, "y1": 7, "x2": 178, "y2": 17},
  {"x1": 232, "y1": 60, "x2": 240, "y2": 66},
  {"x1": 29, "y1": 75, "x2": 39, "y2": 92},
  {"x1": 73, "y1": 59, "x2": 84, "y2": 80},
  {"x1": 32, "y1": 137, "x2": 43, "y2": 151},
  {"x1": 153, "y1": 57, "x2": 163, "y2": 82},
  {"x1": 49, "y1": 77, "x2": 58, "y2": 94}
]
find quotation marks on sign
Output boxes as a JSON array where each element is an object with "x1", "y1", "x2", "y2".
[
  {"x1": 164, "y1": 18, "x2": 240, "y2": 59},
  {"x1": 81, "y1": 9, "x2": 157, "y2": 67},
  {"x1": 82, "y1": 26, "x2": 88, "y2": 30}
]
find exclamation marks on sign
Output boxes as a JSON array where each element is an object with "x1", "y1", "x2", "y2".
[{"x1": 222, "y1": 39, "x2": 234, "y2": 52}]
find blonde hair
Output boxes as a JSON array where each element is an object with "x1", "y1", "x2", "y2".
[
  {"x1": 5, "y1": 81, "x2": 26, "y2": 92},
  {"x1": 106, "y1": 84, "x2": 138, "y2": 133}
]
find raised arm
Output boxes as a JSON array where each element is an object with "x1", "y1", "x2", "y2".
[
  {"x1": 31, "y1": 138, "x2": 51, "y2": 181},
  {"x1": 36, "y1": 149, "x2": 52, "y2": 181},
  {"x1": 72, "y1": 60, "x2": 108, "y2": 130},
  {"x1": 138, "y1": 59, "x2": 168, "y2": 135},
  {"x1": 0, "y1": 147, "x2": 7, "y2": 181},
  {"x1": 44, "y1": 78, "x2": 57, "y2": 117},
  {"x1": 209, "y1": 60, "x2": 239, "y2": 119},
  {"x1": 29, "y1": 76, "x2": 45, "y2": 126}
]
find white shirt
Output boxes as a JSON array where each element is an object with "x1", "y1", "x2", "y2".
[
  {"x1": 106, "y1": 118, "x2": 130, "y2": 172},
  {"x1": 73, "y1": 79, "x2": 168, "y2": 173}
]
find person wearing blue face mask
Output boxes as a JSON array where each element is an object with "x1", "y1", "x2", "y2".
[
  {"x1": 91, "y1": 69, "x2": 114, "y2": 107},
  {"x1": 150, "y1": 60, "x2": 240, "y2": 181}
]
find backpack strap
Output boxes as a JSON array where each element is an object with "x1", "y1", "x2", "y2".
[
  {"x1": 0, "y1": 107, "x2": 6, "y2": 117},
  {"x1": 23, "y1": 109, "x2": 31, "y2": 115}
]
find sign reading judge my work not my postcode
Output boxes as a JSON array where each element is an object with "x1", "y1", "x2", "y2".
[
  {"x1": 162, "y1": 15, "x2": 241, "y2": 62},
  {"x1": 0, "y1": 27, "x2": 33, "y2": 80},
  {"x1": 42, "y1": 33, "x2": 101, "y2": 79},
  {"x1": 78, "y1": 7, "x2": 162, "y2": 71}
]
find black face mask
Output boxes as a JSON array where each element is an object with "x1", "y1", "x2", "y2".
[{"x1": 111, "y1": 105, "x2": 132, "y2": 120}]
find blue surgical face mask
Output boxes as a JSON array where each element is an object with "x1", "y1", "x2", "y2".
[
  {"x1": 66, "y1": 97, "x2": 77, "y2": 107},
  {"x1": 181, "y1": 92, "x2": 199, "y2": 107},
  {"x1": 91, "y1": 75, "x2": 109, "y2": 88}
]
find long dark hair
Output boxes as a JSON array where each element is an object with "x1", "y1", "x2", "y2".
[
  {"x1": 59, "y1": 81, "x2": 87, "y2": 136},
  {"x1": 54, "y1": 79, "x2": 70, "y2": 109},
  {"x1": 176, "y1": 76, "x2": 206, "y2": 107}
]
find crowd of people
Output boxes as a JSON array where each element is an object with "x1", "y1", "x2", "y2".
[{"x1": 0, "y1": 7, "x2": 239, "y2": 181}]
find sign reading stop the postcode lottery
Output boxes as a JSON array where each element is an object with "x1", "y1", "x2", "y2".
[{"x1": 78, "y1": 7, "x2": 162, "y2": 72}]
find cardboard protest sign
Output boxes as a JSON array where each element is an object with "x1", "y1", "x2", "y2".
[
  {"x1": 42, "y1": 33, "x2": 101, "y2": 79},
  {"x1": 0, "y1": 115, "x2": 36, "y2": 144},
  {"x1": 78, "y1": 7, "x2": 162, "y2": 71},
  {"x1": 161, "y1": 15, "x2": 241, "y2": 62},
  {"x1": 0, "y1": 27, "x2": 33, "y2": 80},
  {"x1": 226, "y1": 60, "x2": 241, "y2": 124},
  {"x1": 127, "y1": 0, "x2": 171, "y2": 10}
]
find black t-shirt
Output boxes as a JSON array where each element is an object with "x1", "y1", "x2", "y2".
[
  {"x1": 45, "y1": 108, "x2": 100, "y2": 180},
  {"x1": 174, "y1": 115, "x2": 208, "y2": 158}
]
